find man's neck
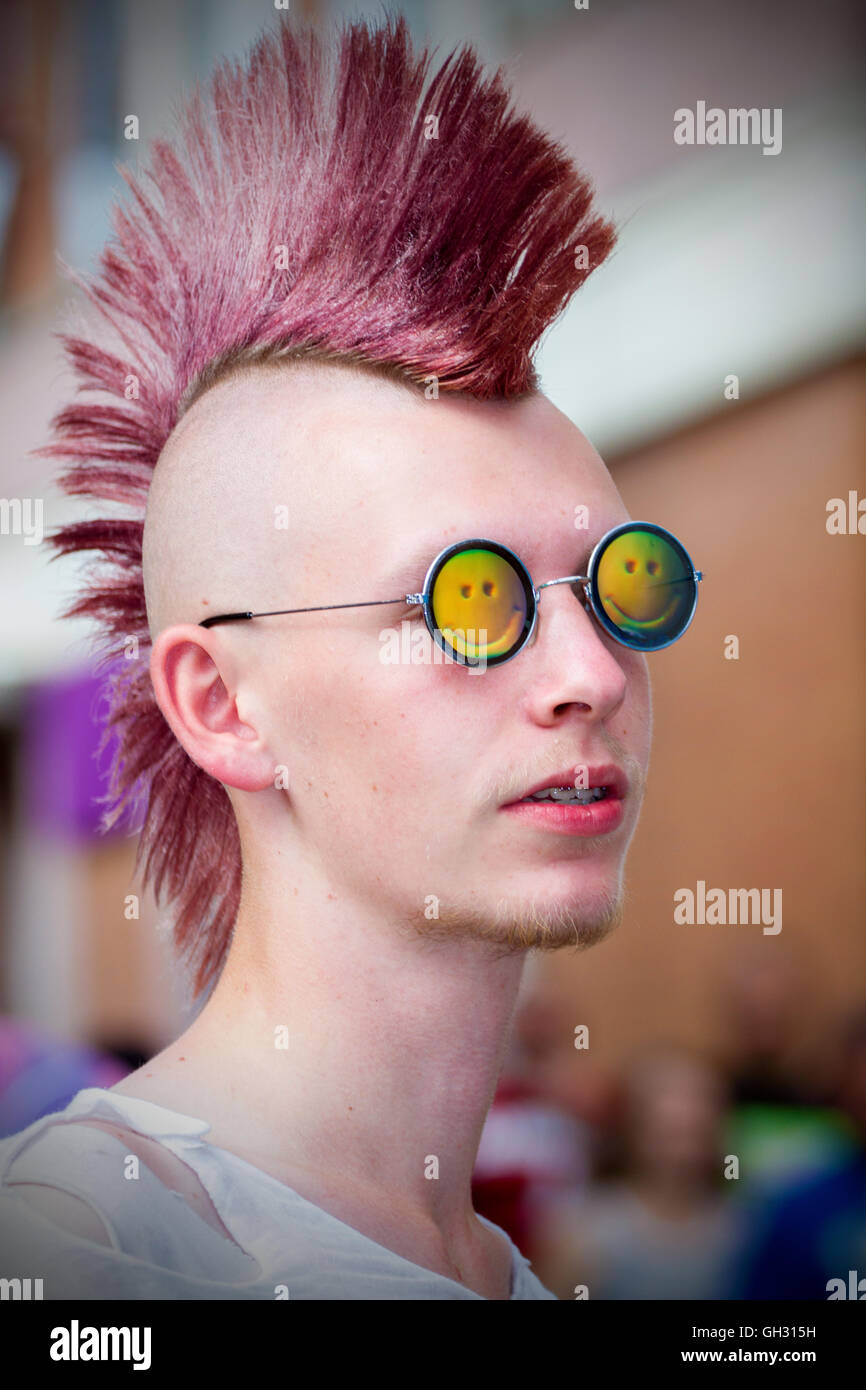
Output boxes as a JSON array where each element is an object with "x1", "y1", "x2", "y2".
[{"x1": 119, "y1": 886, "x2": 527, "y2": 1292}]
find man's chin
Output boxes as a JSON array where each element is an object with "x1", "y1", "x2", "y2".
[{"x1": 406, "y1": 887, "x2": 625, "y2": 955}]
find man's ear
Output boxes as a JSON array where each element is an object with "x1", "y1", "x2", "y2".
[{"x1": 149, "y1": 624, "x2": 276, "y2": 792}]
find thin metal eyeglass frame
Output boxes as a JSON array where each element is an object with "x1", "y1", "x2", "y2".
[{"x1": 199, "y1": 520, "x2": 703, "y2": 662}]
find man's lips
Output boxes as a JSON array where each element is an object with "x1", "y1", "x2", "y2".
[
  {"x1": 499, "y1": 764, "x2": 628, "y2": 838},
  {"x1": 501, "y1": 763, "x2": 628, "y2": 806}
]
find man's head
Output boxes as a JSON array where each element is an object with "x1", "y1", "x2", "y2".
[
  {"x1": 142, "y1": 359, "x2": 650, "y2": 966},
  {"x1": 48, "y1": 13, "x2": 625, "y2": 994}
]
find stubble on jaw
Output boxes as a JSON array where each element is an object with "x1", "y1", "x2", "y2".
[{"x1": 402, "y1": 873, "x2": 626, "y2": 960}]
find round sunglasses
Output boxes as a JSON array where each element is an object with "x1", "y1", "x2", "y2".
[{"x1": 201, "y1": 521, "x2": 703, "y2": 668}]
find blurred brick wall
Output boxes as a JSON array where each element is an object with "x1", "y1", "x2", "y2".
[{"x1": 542, "y1": 354, "x2": 866, "y2": 1080}]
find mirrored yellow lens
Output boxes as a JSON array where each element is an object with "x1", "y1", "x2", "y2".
[
  {"x1": 597, "y1": 529, "x2": 690, "y2": 641},
  {"x1": 431, "y1": 548, "x2": 527, "y2": 659}
]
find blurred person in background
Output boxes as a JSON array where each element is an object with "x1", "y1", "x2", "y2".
[
  {"x1": 715, "y1": 942, "x2": 856, "y2": 1195},
  {"x1": 733, "y1": 1005, "x2": 866, "y2": 1299},
  {"x1": 532, "y1": 1045, "x2": 745, "y2": 1299},
  {"x1": 718, "y1": 942, "x2": 819, "y2": 1108}
]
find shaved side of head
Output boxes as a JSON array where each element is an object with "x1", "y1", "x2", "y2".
[{"x1": 142, "y1": 361, "x2": 422, "y2": 638}]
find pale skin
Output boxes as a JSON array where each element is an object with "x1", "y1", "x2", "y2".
[{"x1": 14, "y1": 362, "x2": 652, "y2": 1298}]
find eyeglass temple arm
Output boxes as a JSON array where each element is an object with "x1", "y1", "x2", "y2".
[
  {"x1": 199, "y1": 595, "x2": 421, "y2": 629},
  {"x1": 200, "y1": 566, "x2": 704, "y2": 629}
]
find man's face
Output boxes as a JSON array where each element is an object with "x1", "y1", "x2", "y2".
[{"x1": 150, "y1": 365, "x2": 652, "y2": 951}]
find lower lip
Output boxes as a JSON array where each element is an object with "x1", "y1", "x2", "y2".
[{"x1": 500, "y1": 795, "x2": 625, "y2": 836}]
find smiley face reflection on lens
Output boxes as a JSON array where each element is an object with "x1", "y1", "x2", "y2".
[
  {"x1": 431, "y1": 547, "x2": 528, "y2": 660},
  {"x1": 596, "y1": 529, "x2": 689, "y2": 639}
]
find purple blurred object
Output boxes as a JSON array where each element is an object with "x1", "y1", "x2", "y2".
[
  {"x1": 21, "y1": 664, "x2": 139, "y2": 842},
  {"x1": 0, "y1": 1018, "x2": 129, "y2": 1136}
]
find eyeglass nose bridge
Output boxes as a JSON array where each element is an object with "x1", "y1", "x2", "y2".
[
  {"x1": 534, "y1": 574, "x2": 591, "y2": 600},
  {"x1": 528, "y1": 574, "x2": 592, "y2": 644}
]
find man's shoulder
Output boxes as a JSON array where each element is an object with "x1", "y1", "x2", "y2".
[
  {"x1": 1, "y1": 1180, "x2": 114, "y2": 1247},
  {"x1": 0, "y1": 1111, "x2": 170, "y2": 1252},
  {"x1": 2, "y1": 1107, "x2": 242, "y2": 1249},
  {"x1": 0, "y1": 1105, "x2": 263, "y2": 1298},
  {"x1": 0, "y1": 1116, "x2": 126, "y2": 1296}
]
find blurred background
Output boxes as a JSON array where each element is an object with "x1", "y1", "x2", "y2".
[{"x1": 0, "y1": 0, "x2": 864, "y2": 1298}]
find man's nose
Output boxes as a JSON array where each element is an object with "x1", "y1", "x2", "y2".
[{"x1": 523, "y1": 584, "x2": 628, "y2": 719}]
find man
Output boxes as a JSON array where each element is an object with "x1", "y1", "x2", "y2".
[{"x1": 0, "y1": 14, "x2": 700, "y2": 1299}]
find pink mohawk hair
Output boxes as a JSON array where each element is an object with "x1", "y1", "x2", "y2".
[{"x1": 46, "y1": 11, "x2": 616, "y2": 1000}]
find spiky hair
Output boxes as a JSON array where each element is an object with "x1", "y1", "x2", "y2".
[{"x1": 47, "y1": 11, "x2": 616, "y2": 999}]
